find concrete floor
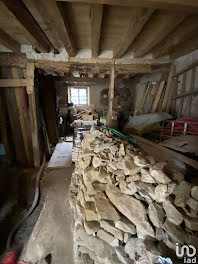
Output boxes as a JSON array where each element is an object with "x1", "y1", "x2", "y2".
[{"x1": 20, "y1": 166, "x2": 74, "y2": 264}]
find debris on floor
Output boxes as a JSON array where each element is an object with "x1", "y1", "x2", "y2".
[{"x1": 69, "y1": 126, "x2": 198, "y2": 264}]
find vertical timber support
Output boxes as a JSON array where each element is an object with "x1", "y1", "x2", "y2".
[
  {"x1": 26, "y1": 61, "x2": 40, "y2": 167},
  {"x1": 161, "y1": 63, "x2": 175, "y2": 112},
  {"x1": 107, "y1": 63, "x2": 115, "y2": 127}
]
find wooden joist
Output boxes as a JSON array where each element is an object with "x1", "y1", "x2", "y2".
[
  {"x1": 90, "y1": 4, "x2": 103, "y2": 57},
  {"x1": 113, "y1": 8, "x2": 153, "y2": 58},
  {"x1": 152, "y1": 16, "x2": 198, "y2": 58},
  {"x1": 131, "y1": 10, "x2": 186, "y2": 58},
  {"x1": 1, "y1": 0, "x2": 51, "y2": 53},
  {"x1": 57, "y1": 0, "x2": 198, "y2": 13},
  {"x1": 0, "y1": 28, "x2": 20, "y2": 52},
  {"x1": 56, "y1": 1, "x2": 76, "y2": 56}
]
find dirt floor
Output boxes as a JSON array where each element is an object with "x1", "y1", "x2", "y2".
[
  {"x1": 17, "y1": 166, "x2": 74, "y2": 264},
  {"x1": 0, "y1": 141, "x2": 74, "y2": 264}
]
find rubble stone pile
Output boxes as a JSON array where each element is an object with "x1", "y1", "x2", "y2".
[{"x1": 69, "y1": 127, "x2": 198, "y2": 264}]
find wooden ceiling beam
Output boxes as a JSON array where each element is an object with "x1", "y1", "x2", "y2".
[
  {"x1": 57, "y1": 0, "x2": 198, "y2": 13},
  {"x1": 54, "y1": 76, "x2": 132, "y2": 83},
  {"x1": 0, "y1": 28, "x2": 20, "y2": 52},
  {"x1": 170, "y1": 35, "x2": 198, "y2": 59},
  {"x1": 90, "y1": 4, "x2": 103, "y2": 57},
  {"x1": 131, "y1": 10, "x2": 186, "y2": 58},
  {"x1": 56, "y1": 1, "x2": 76, "y2": 56},
  {"x1": 113, "y1": 8, "x2": 154, "y2": 58},
  {"x1": 152, "y1": 16, "x2": 198, "y2": 58},
  {"x1": 35, "y1": 58, "x2": 171, "y2": 74},
  {"x1": 1, "y1": 0, "x2": 51, "y2": 53}
]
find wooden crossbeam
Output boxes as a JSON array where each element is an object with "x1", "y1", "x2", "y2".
[
  {"x1": 54, "y1": 76, "x2": 133, "y2": 83},
  {"x1": 90, "y1": 4, "x2": 103, "y2": 57},
  {"x1": 1, "y1": 0, "x2": 51, "y2": 53},
  {"x1": 0, "y1": 28, "x2": 20, "y2": 52},
  {"x1": 57, "y1": 0, "x2": 198, "y2": 13}
]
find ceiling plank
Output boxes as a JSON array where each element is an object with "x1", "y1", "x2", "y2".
[
  {"x1": 152, "y1": 16, "x2": 198, "y2": 58},
  {"x1": 170, "y1": 35, "x2": 198, "y2": 59},
  {"x1": 113, "y1": 8, "x2": 153, "y2": 58},
  {"x1": 131, "y1": 10, "x2": 186, "y2": 58},
  {"x1": 0, "y1": 28, "x2": 20, "y2": 52},
  {"x1": 1, "y1": 0, "x2": 51, "y2": 53},
  {"x1": 90, "y1": 4, "x2": 103, "y2": 57},
  {"x1": 57, "y1": 0, "x2": 198, "y2": 13}
]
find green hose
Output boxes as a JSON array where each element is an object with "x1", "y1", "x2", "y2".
[{"x1": 107, "y1": 128, "x2": 137, "y2": 147}]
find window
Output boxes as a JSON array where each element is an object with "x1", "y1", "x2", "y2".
[{"x1": 68, "y1": 87, "x2": 89, "y2": 105}]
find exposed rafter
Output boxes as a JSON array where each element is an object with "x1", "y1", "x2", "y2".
[
  {"x1": 57, "y1": 0, "x2": 198, "y2": 13},
  {"x1": 1, "y1": 0, "x2": 51, "y2": 53},
  {"x1": 170, "y1": 35, "x2": 198, "y2": 59},
  {"x1": 131, "y1": 10, "x2": 186, "y2": 58},
  {"x1": 113, "y1": 8, "x2": 153, "y2": 58},
  {"x1": 90, "y1": 4, "x2": 103, "y2": 57},
  {"x1": 54, "y1": 76, "x2": 133, "y2": 83},
  {"x1": 152, "y1": 15, "x2": 198, "y2": 58},
  {"x1": 0, "y1": 28, "x2": 20, "y2": 52}
]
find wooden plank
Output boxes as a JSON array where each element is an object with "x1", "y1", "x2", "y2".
[
  {"x1": 90, "y1": 4, "x2": 103, "y2": 57},
  {"x1": 151, "y1": 81, "x2": 165, "y2": 113},
  {"x1": 131, "y1": 10, "x2": 186, "y2": 58},
  {"x1": 12, "y1": 67, "x2": 31, "y2": 163},
  {"x1": 178, "y1": 72, "x2": 187, "y2": 117},
  {"x1": 0, "y1": 89, "x2": 12, "y2": 163},
  {"x1": 170, "y1": 76, "x2": 178, "y2": 115},
  {"x1": 1, "y1": 0, "x2": 51, "y2": 53},
  {"x1": 161, "y1": 64, "x2": 175, "y2": 111},
  {"x1": 26, "y1": 62, "x2": 34, "y2": 94},
  {"x1": 188, "y1": 68, "x2": 196, "y2": 116},
  {"x1": 134, "y1": 135, "x2": 198, "y2": 170},
  {"x1": 107, "y1": 64, "x2": 115, "y2": 126},
  {"x1": 172, "y1": 89, "x2": 198, "y2": 100},
  {"x1": 28, "y1": 90, "x2": 40, "y2": 167},
  {"x1": 113, "y1": 8, "x2": 153, "y2": 58},
  {"x1": 57, "y1": 0, "x2": 198, "y2": 13},
  {"x1": 0, "y1": 28, "x2": 20, "y2": 52},
  {"x1": 166, "y1": 65, "x2": 176, "y2": 113},
  {"x1": 0, "y1": 52, "x2": 27, "y2": 68},
  {"x1": 152, "y1": 16, "x2": 198, "y2": 58},
  {"x1": 0, "y1": 79, "x2": 33, "y2": 87},
  {"x1": 174, "y1": 60, "x2": 198, "y2": 77}
]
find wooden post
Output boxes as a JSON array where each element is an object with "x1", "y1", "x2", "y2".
[
  {"x1": 161, "y1": 64, "x2": 175, "y2": 112},
  {"x1": 26, "y1": 62, "x2": 40, "y2": 167},
  {"x1": 12, "y1": 67, "x2": 31, "y2": 163},
  {"x1": 151, "y1": 81, "x2": 166, "y2": 113},
  {"x1": 107, "y1": 63, "x2": 115, "y2": 127},
  {"x1": 178, "y1": 72, "x2": 187, "y2": 117}
]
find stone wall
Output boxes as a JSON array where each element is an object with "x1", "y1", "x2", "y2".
[{"x1": 70, "y1": 127, "x2": 198, "y2": 264}]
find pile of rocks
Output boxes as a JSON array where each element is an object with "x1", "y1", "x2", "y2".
[{"x1": 69, "y1": 127, "x2": 198, "y2": 264}]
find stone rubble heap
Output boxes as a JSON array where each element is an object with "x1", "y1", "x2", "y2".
[{"x1": 69, "y1": 127, "x2": 198, "y2": 264}]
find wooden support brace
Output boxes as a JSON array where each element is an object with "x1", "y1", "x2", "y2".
[{"x1": 107, "y1": 63, "x2": 115, "y2": 127}]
